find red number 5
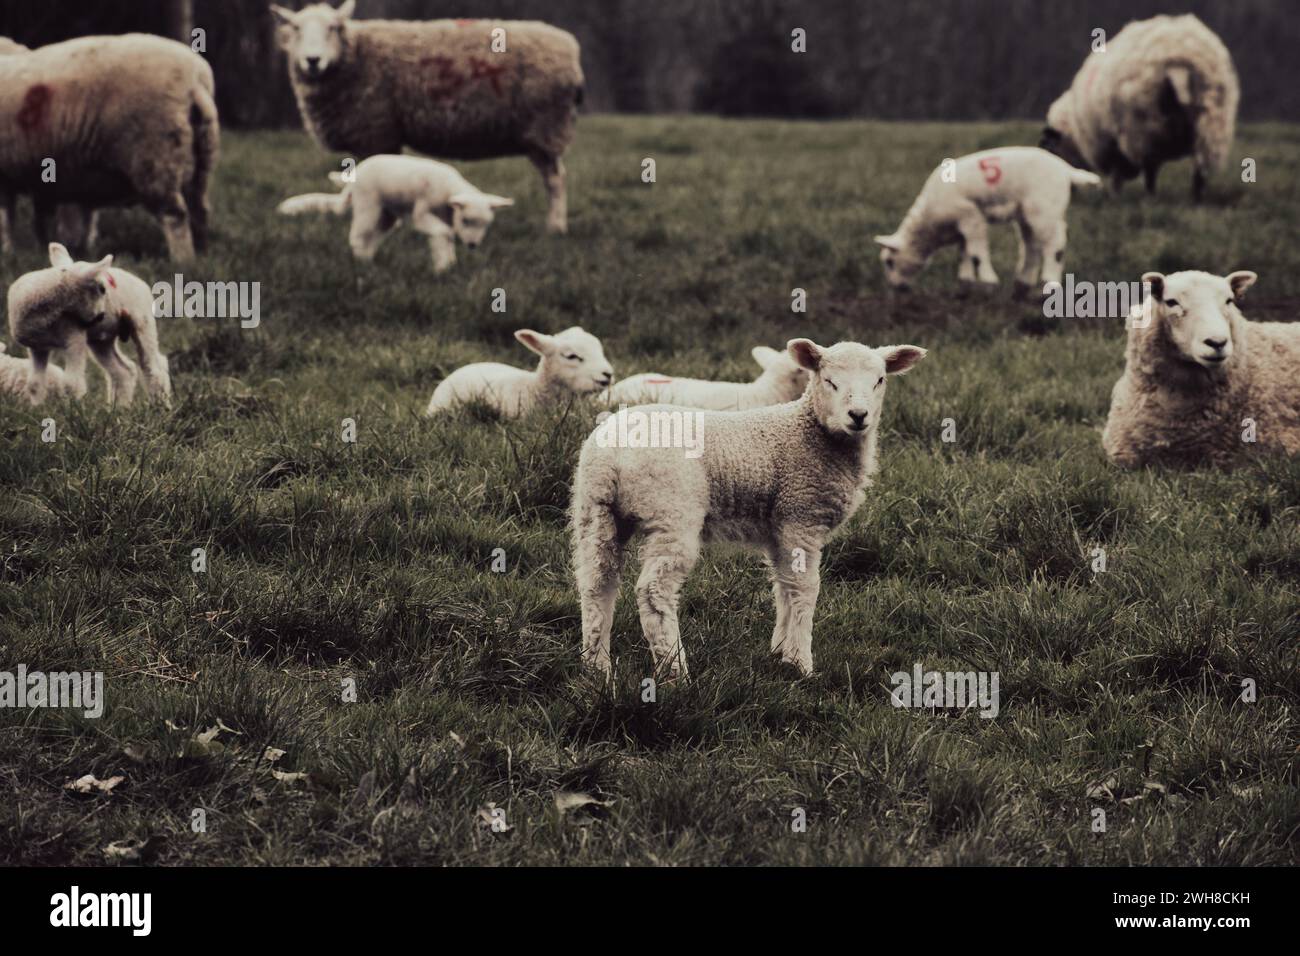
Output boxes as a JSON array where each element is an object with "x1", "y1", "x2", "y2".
[{"x1": 978, "y1": 157, "x2": 1002, "y2": 186}]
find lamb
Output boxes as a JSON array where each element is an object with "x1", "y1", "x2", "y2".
[
  {"x1": 426, "y1": 327, "x2": 613, "y2": 418},
  {"x1": 874, "y1": 146, "x2": 1101, "y2": 298},
  {"x1": 277, "y1": 154, "x2": 513, "y2": 273},
  {"x1": 1102, "y1": 270, "x2": 1300, "y2": 469},
  {"x1": 271, "y1": 1, "x2": 583, "y2": 234},
  {"x1": 1041, "y1": 14, "x2": 1239, "y2": 201},
  {"x1": 571, "y1": 338, "x2": 927, "y2": 680},
  {"x1": 7, "y1": 243, "x2": 171, "y2": 407},
  {"x1": 606, "y1": 345, "x2": 811, "y2": 411},
  {"x1": 0, "y1": 341, "x2": 77, "y2": 399},
  {"x1": 0, "y1": 33, "x2": 219, "y2": 261}
]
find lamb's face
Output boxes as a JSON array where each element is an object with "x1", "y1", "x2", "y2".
[
  {"x1": 449, "y1": 192, "x2": 514, "y2": 249},
  {"x1": 874, "y1": 236, "x2": 925, "y2": 291},
  {"x1": 751, "y1": 345, "x2": 811, "y2": 400},
  {"x1": 44, "y1": 243, "x2": 115, "y2": 328},
  {"x1": 1144, "y1": 270, "x2": 1257, "y2": 370},
  {"x1": 789, "y1": 339, "x2": 927, "y2": 438},
  {"x1": 272, "y1": 1, "x2": 354, "y2": 80},
  {"x1": 517, "y1": 327, "x2": 615, "y2": 394}
]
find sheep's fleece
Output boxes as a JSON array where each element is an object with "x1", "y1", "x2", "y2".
[
  {"x1": 1103, "y1": 271, "x2": 1300, "y2": 469},
  {"x1": 1042, "y1": 14, "x2": 1238, "y2": 198}
]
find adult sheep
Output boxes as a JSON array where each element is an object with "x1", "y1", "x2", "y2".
[
  {"x1": 271, "y1": 1, "x2": 583, "y2": 234},
  {"x1": 0, "y1": 33, "x2": 218, "y2": 261},
  {"x1": 1040, "y1": 14, "x2": 1238, "y2": 200}
]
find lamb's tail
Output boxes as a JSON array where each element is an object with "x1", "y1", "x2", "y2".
[
  {"x1": 1165, "y1": 61, "x2": 1238, "y2": 175},
  {"x1": 1068, "y1": 168, "x2": 1103, "y2": 188},
  {"x1": 187, "y1": 82, "x2": 220, "y2": 253},
  {"x1": 277, "y1": 186, "x2": 351, "y2": 217}
]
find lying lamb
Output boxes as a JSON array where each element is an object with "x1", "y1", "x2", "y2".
[
  {"x1": 571, "y1": 337, "x2": 927, "y2": 680},
  {"x1": 278, "y1": 155, "x2": 513, "y2": 273},
  {"x1": 875, "y1": 147, "x2": 1100, "y2": 297},
  {"x1": 0, "y1": 33, "x2": 218, "y2": 261},
  {"x1": 0, "y1": 341, "x2": 76, "y2": 399},
  {"x1": 606, "y1": 346, "x2": 811, "y2": 411},
  {"x1": 1103, "y1": 270, "x2": 1299, "y2": 469},
  {"x1": 7, "y1": 243, "x2": 171, "y2": 407},
  {"x1": 1041, "y1": 14, "x2": 1238, "y2": 200},
  {"x1": 426, "y1": 327, "x2": 613, "y2": 418},
  {"x1": 272, "y1": 1, "x2": 583, "y2": 233}
]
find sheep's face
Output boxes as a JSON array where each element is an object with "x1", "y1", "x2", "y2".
[
  {"x1": 272, "y1": 1, "x2": 354, "y2": 81},
  {"x1": 448, "y1": 192, "x2": 514, "y2": 249},
  {"x1": 517, "y1": 327, "x2": 615, "y2": 394},
  {"x1": 789, "y1": 339, "x2": 927, "y2": 438},
  {"x1": 751, "y1": 345, "x2": 811, "y2": 400},
  {"x1": 1041, "y1": 95, "x2": 1090, "y2": 170},
  {"x1": 874, "y1": 236, "x2": 925, "y2": 291},
  {"x1": 47, "y1": 243, "x2": 114, "y2": 329},
  {"x1": 1144, "y1": 270, "x2": 1257, "y2": 370}
]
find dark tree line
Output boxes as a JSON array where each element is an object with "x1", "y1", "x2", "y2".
[{"x1": 1, "y1": 0, "x2": 1296, "y2": 127}]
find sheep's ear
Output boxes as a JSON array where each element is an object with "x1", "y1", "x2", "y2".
[
  {"x1": 269, "y1": 5, "x2": 298, "y2": 28},
  {"x1": 1226, "y1": 271, "x2": 1257, "y2": 300},
  {"x1": 881, "y1": 345, "x2": 927, "y2": 375},
  {"x1": 48, "y1": 242, "x2": 73, "y2": 267},
  {"x1": 873, "y1": 235, "x2": 902, "y2": 252},
  {"x1": 447, "y1": 192, "x2": 474, "y2": 210},
  {"x1": 751, "y1": 346, "x2": 781, "y2": 370},
  {"x1": 787, "y1": 339, "x2": 823, "y2": 372},
  {"x1": 482, "y1": 194, "x2": 514, "y2": 209},
  {"x1": 515, "y1": 329, "x2": 554, "y2": 356},
  {"x1": 336, "y1": 0, "x2": 356, "y2": 19},
  {"x1": 1141, "y1": 272, "x2": 1165, "y2": 301}
]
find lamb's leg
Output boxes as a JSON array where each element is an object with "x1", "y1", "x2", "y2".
[
  {"x1": 151, "y1": 192, "x2": 195, "y2": 263},
  {"x1": 61, "y1": 337, "x2": 90, "y2": 399},
  {"x1": 126, "y1": 316, "x2": 171, "y2": 403},
  {"x1": 772, "y1": 538, "x2": 822, "y2": 675},
  {"x1": 410, "y1": 203, "x2": 456, "y2": 273},
  {"x1": 25, "y1": 348, "x2": 51, "y2": 405},
  {"x1": 349, "y1": 201, "x2": 395, "y2": 262},
  {"x1": 1011, "y1": 219, "x2": 1043, "y2": 300},
  {"x1": 89, "y1": 338, "x2": 139, "y2": 407},
  {"x1": 573, "y1": 500, "x2": 627, "y2": 678},
  {"x1": 1039, "y1": 220, "x2": 1069, "y2": 286},
  {"x1": 529, "y1": 152, "x2": 567, "y2": 234},
  {"x1": 956, "y1": 213, "x2": 998, "y2": 285},
  {"x1": 765, "y1": 549, "x2": 794, "y2": 658},
  {"x1": 634, "y1": 527, "x2": 701, "y2": 683}
]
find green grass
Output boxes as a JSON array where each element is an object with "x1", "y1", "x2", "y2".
[{"x1": 1, "y1": 117, "x2": 1297, "y2": 866}]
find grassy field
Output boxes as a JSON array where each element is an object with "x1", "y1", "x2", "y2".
[{"x1": 1, "y1": 117, "x2": 1297, "y2": 866}]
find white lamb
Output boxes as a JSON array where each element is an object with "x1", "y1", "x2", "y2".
[
  {"x1": 278, "y1": 154, "x2": 513, "y2": 273},
  {"x1": 874, "y1": 146, "x2": 1101, "y2": 297},
  {"x1": 426, "y1": 327, "x2": 613, "y2": 418},
  {"x1": 571, "y1": 337, "x2": 927, "y2": 680},
  {"x1": 0, "y1": 341, "x2": 76, "y2": 399},
  {"x1": 7, "y1": 243, "x2": 171, "y2": 407},
  {"x1": 606, "y1": 346, "x2": 811, "y2": 411}
]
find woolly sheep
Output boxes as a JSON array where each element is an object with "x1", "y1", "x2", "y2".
[
  {"x1": 272, "y1": 1, "x2": 583, "y2": 234},
  {"x1": 7, "y1": 243, "x2": 171, "y2": 407},
  {"x1": 571, "y1": 338, "x2": 927, "y2": 680},
  {"x1": 1041, "y1": 14, "x2": 1239, "y2": 200},
  {"x1": 426, "y1": 327, "x2": 613, "y2": 418},
  {"x1": 875, "y1": 147, "x2": 1100, "y2": 297},
  {"x1": 0, "y1": 33, "x2": 219, "y2": 261},
  {"x1": 606, "y1": 346, "x2": 811, "y2": 411},
  {"x1": 277, "y1": 154, "x2": 513, "y2": 273},
  {"x1": 1102, "y1": 270, "x2": 1300, "y2": 469},
  {"x1": 0, "y1": 341, "x2": 76, "y2": 399}
]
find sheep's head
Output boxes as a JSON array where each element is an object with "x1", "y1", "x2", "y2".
[
  {"x1": 751, "y1": 345, "x2": 811, "y2": 400},
  {"x1": 1040, "y1": 93, "x2": 1090, "y2": 171},
  {"x1": 788, "y1": 339, "x2": 927, "y2": 439},
  {"x1": 448, "y1": 192, "x2": 514, "y2": 249},
  {"x1": 47, "y1": 242, "x2": 115, "y2": 328},
  {"x1": 873, "y1": 234, "x2": 925, "y2": 291},
  {"x1": 1142, "y1": 270, "x2": 1256, "y2": 371},
  {"x1": 516, "y1": 327, "x2": 614, "y2": 394},
  {"x1": 272, "y1": 0, "x2": 355, "y2": 81}
]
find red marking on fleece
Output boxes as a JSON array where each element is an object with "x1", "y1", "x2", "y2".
[
  {"x1": 646, "y1": 377, "x2": 673, "y2": 385},
  {"x1": 106, "y1": 274, "x2": 116, "y2": 289},
  {"x1": 469, "y1": 56, "x2": 507, "y2": 97},
  {"x1": 978, "y1": 157, "x2": 1002, "y2": 186},
  {"x1": 16, "y1": 84, "x2": 52, "y2": 134}
]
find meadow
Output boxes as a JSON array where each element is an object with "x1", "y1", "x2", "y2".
[{"x1": 0, "y1": 116, "x2": 1296, "y2": 865}]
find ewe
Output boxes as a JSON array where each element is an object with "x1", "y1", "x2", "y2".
[
  {"x1": 607, "y1": 346, "x2": 811, "y2": 411},
  {"x1": 1103, "y1": 271, "x2": 1300, "y2": 469},
  {"x1": 7, "y1": 244, "x2": 171, "y2": 407},
  {"x1": 278, "y1": 155, "x2": 513, "y2": 273},
  {"x1": 1042, "y1": 14, "x2": 1238, "y2": 200},
  {"x1": 571, "y1": 338, "x2": 927, "y2": 681},
  {"x1": 875, "y1": 147, "x2": 1100, "y2": 297},
  {"x1": 426, "y1": 327, "x2": 613, "y2": 418},
  {"x1": 272, "y1": 1, "x2": 582, "y2": 234}
]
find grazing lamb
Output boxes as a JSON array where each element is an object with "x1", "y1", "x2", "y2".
[
  {"x1": 875, "y1": 147, "x2": 1101, "y2": 297},
  {"x1": 272, "y1": 1, "x2": 583, "y2": 234},
  {"x1": 1103, "y1": 270, "x2": 1300, "y2": 469},
  {"x1": 277, "y1": 154, "x2": 513, "y2": 273},
  {"x1": 1041, "y1": 14, "x2": 1239, "y2": 200},
  {"x1": 0, "y1": 341, "x2": 76, "y2": 399},
  {"x1": 7, "y1": 243, "x2": 171, "y2": 407},
  {"x1": 607, "y1": 346, "x2": 811, "y2": 411},
  {"x1": 0, "y1": 33, "x2": 218, "y2": 261},
  {"x1": 426, "y1": 327, "x2": 613, "y2": 418},
  {"x1": 571, "y1": 338, "x2": 927, "y2": 680}
]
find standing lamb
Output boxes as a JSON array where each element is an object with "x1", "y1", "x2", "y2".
[
  {"x1": 607, "y1": 345, "x2": 811, "y2": 411},
  {"x1": 277, "y1": 154, "x2": 513, "y2": 273},
  {"x1": 0, "y1": 33, "x2": 219, "y2": 261},
  {"x1": 1102, "y1": 270, "x2": 1300, "y2": 469},
  {"x1": 875, "y1": 146, "x2": 1100, "y2": 297},
  {"x1": 8, "y1": 243, "x2": 171, "y2": 407},
  {"x1": 571, "y1": 338, "x2": 927, "y2": 680},
  {"x1": 272, "y1": 1, "x2": 582, "y2": 234},
  {"x1": 426, "y1": 327, "x2": 613, "y2": 418},
  {"x1": 1041, "y1": 14, "x2": 1239, "y2": 200}
]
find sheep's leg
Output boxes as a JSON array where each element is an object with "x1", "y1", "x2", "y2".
[
  {"x1": 1012, "y1": 219, "x2": 1044, "y2": 300},
  {"x1": 765, "y1": 550, "x2": 795, "y2": 658},
  {"x1": 774, "y1": 541, "x2": 822, "y2": 676},
  {"x1": 349, "y1": 202, "x2": 396, "y2": 262},
  {"x1": 0, "y1": 192, "x2": 16, "y2": 254},
  {"x1": 634, "y1": 528, "x2": 701, "y2": 683},
  {"x1": 61, "y1": 337, "x2": 90, "y2": 399},
  {"x1": 151, "y1": 192, "x2": 195, "y2": 263},
  {"x1": 1191, "y1": 168, "x2": 1206, "y2": 203},
  {"x1": 24, "y1": 349, "x2": 50, "y2": 405},
  {"x1": 529, "y1": 152, "x2": 568, "y2": 235},
  {"x1": 127, "y1": 316, "x2": 171, "y2": 403},
  {"x1": 411, "y1": 203, "x2": 456, "y2": 273},
  {"x1": 33, "y1": 198, "x2": 55, "y2": 247},
  {"x1": 573, "y1": 501, "x2": 627, "y2": 678},
  {"x1": 956, "y1": 214, "x2": 997, "y2": 285},
  {"x1": 89, "y1": 338, "x2": 139, "y2": 407},
  {"x1": 1143, "y1": 164, "x2": 1160, "y2": 195},
  {"x1": 1039, "y1": 220, "x2": 1069, "y2": 285}
]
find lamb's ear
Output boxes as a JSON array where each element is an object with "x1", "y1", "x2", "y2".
[
  {"x1": 873, "y1": 235, "x2": 902, "y2": 252},
  {"x1": 751, "y1": 345, "x2": 781, "y2": 370},
  {"x1": 336, "y1": 0, "x2": 357, "y2": 19},
  {"x1": 515, "y1": 329, "x2": 555, "y2": 356},
  {"x1": 881, "y1": 345, "x2": 927, "y2": 375},
  {"x1": 787, "y1": 338, "x2": 823, "y2": 372},
  {"x1": 48, "y1": 242, "x2": 73, "y2": 267},
  {"x1": 1141, "y1": 272, "x2": 1165, "y2": 302},
  {"x1": 1226, "y1": 271, "x2": 1257, "y2": 300},
  {"x1": 482, "y1": 194, "x2": 514, "y2": 209},
  {"x1": 269, "y1": 5, "x2": 298, "y2": 28},
  {"x1": 447, "y1": 192, "x2": 474, "y2": 211}
]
